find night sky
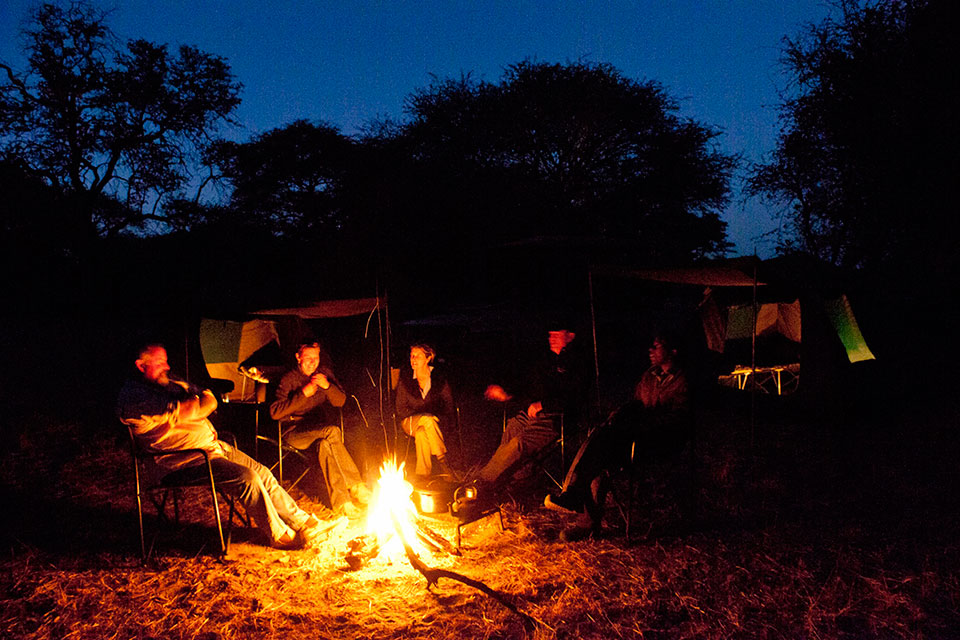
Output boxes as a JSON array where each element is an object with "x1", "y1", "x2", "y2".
[{"x1": 0, "y1": 0, "x2": 835, "y2": 256}]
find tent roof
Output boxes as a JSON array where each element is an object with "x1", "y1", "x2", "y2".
[
  {"x1": 249, "y1": 297, "x2": 384, "y2": 319},
  {"x1": 591, "y1": 257, "x2": 765, "y2": 287}
]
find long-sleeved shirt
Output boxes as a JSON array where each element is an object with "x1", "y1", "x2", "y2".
[
  {"x1": 117, "y1": 376, "x2": 226, "y2": 478},
  {"x1": 269, "y1": 367, "x2": 347, "y2": 426}
]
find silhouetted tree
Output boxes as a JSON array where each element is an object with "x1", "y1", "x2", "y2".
[
  {"x1": 393, "y1": 61, "x2": 735, "y2": 263},
  {"x1": 0, "y1": 1, "x2": 242, "y2": 243},
  {"x1": 206, "y1": 120, "x2": 356, "y2": 237},
  {"x1": 748, "y1": 0, "x2": 957, "y2": 277}
]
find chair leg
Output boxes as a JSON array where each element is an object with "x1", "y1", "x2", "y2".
[{"x1": 205, "y1": 464, "x2": 228, "y2": 556}]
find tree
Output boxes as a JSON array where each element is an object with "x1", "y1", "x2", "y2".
[
  {"x1": 394, "y1": 61, "x2": 736, "y2": 263},
  {"x1": 0, "y1": 1, "x2": 242, "y2": 242},
  {"x1": 205, "y1": 120, "x2": 356, "y2": 237},
  {"x1": 748, "y1": 0, "x2": 958, "y2": 276}
]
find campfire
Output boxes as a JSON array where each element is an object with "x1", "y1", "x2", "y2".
[{"x1": 344, "y1": 459, "x2": 458, "y2": 571}]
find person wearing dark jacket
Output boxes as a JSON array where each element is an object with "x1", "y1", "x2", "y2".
[
  {"x1": 396, "y1": 343, "x2": 457, "y2": 478},
  {"x1": 476, "y1": 325, "x2": 587, "y2": 485},
  {"x1": 270, "y1": 342, "x2": 370, "y2": 517},
  {"x1": 544, "y1": 334, "x2": 691, "y2": 540}
]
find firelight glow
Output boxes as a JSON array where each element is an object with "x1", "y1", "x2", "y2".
[{"x1": 365, "y1": 458, "x2": 422, "y2": 560}]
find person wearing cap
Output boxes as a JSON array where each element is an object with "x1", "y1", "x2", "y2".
[
  {"x1": 475, "y1": 324, "x2": 588, "y2": 486},
  {"x1": 544, "y1": 333, "x2": 691, "y2": 541}
]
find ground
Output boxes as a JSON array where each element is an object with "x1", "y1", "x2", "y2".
[{"x1": 2, "y1": 393, "x2": 959, "y2": 639}]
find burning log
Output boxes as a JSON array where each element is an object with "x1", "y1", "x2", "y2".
[
  {"x1": 343, "y1": 533, "x2": 388, "y2": 571},
  {"x1": 415, "y1": 518, "x2": 460, "y2": 556}
]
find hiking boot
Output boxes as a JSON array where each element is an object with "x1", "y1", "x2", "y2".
[{"x1": 544, "y1": 492, "x2": 580, "y2": 515}]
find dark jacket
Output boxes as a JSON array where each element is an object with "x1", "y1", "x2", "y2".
[
  {"x1": 269, "y1": 368, "x2": 347, "y2": 426},
  {"x1": 395, "y1": 368, "x2": 455, "y2": 426}
]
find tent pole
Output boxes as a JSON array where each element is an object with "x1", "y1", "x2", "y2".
[
  {"x1": 588, "y1": 268, "x2": 601, "y2": 412},
  {"x1": 751, "y1": 259, "x2": 758, "y2": 449}
]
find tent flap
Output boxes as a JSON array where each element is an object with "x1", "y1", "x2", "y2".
[
  {"x1": 825, "y1": 295, "x2": 876, "y2": 363},
  {"x1": 250, "y1": 297, "x2": 384, "y2": 319}
]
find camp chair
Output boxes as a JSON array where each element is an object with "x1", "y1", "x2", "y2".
[
  {"x1": 498, "y1": 410, "x2": 569, "y2": 491},
  {"x1": 255, "y1": 406, "x2": 346, "y2": 491},
  {"x1": 125, "y1": 425, "x2": 246, "y2": 559},
  {"x1": 619, "y1": 415, "x2": 697, "y2": 539}
]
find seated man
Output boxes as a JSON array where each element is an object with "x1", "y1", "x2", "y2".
[
  {"x1": 117, "y1": 344, "x2": 341, "y2": 550},
  {"x1": 544, "y1": 333, "x2": 691, "y2": 540},
  {"x1": 269, "y1": 342, "x2": 371, "y2": 517},
  {"x1": 475, "y1": 323, "x2": 587, "y2": 487}
]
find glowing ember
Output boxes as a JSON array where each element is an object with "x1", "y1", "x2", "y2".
[{"x1": 365, "y1": 458, "x2": 424, "y2": 559}]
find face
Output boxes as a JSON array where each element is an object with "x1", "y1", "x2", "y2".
[
  {"x1": 137, "y1": 347, "x2": 171, "y2": 385},
  {"x1": 296, "y1": 347, "x2": 321, "y2": 376},
  {"x1": 547, "y1": 330, "x2": 575, "y2": 354},
  {"x1": 648, "y1": 339, "x2": 672, "y2": 369},
  {"x1": 410, "y1": 347, "x2": 431, "y2": 372}
]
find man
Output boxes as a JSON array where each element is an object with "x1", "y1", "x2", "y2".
[
  {"x1": 544, "y1": 334, "x2": 691, "y2": 540},
  {"x1": 117, "y1": 344, "x2": 342, "y2": 550},
  {"x1": 475, "y1": 324, "x2": 587, "y2": 486},
  {"x1": 269, "y1": 342, "x2": 371, "y2": 517}
]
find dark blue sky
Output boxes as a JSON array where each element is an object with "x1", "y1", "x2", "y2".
[{"x1": 1, "y1": 1, "x2": 834, "y2": 256}]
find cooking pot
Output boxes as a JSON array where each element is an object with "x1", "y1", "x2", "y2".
[{"x1": 411, "y1": 478, "x2": 458, "y2": 514}]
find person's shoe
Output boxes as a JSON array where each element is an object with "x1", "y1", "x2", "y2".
[
  {"x1": 349, "y1": 482, "x2": 373, "y2": 506},
  {"x1": 544, "y1": 492, "x2": 581, "y2": 514},
  {"x1": 437, "y1": 457, "x2": 461, "y2": 481},
  {"x1": 338, "y1": 501, "x2": 365, "y2": 520},
  {"x1": 272, "y1": 528, "x2": 304, "y2": 550},
  {"x1": 560, "y1": 516, "x2": 600, "y2": 542},
  {"x1": 300, "y1": 515, "x2": 347, "y2": 547}
]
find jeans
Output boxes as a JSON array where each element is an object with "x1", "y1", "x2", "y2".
[
  {"x1": 283, "y1": 424, "x2": 363, "y2": 509},
  {"x1": 161, "y1": 442, "x2": 309, "y2": 543}
]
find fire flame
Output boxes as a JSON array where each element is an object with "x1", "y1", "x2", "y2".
[{"x1": 365, "y1": 458, "x2": 422, "y2": 559}]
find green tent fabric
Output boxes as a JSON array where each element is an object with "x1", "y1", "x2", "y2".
[
  {"x1": 824, "y1": 294, "x2": 876, "y2": 363},
  {"x1": 199, "y1": 318, "x2": 280, "y2": 400}
]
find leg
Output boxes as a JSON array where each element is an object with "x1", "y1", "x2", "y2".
[
  {"x1": 315, "y1": 425, "x2": 364, "y2": 509},
  {"x1": 410, "y1": 414, "x2": 446, "y2": 476},
  {"x1": 478, "y1": 412, "x2": 557, "y2": 484},
  {"x1": 221, "y1": 444, "x2": 312, "y2": 532}
]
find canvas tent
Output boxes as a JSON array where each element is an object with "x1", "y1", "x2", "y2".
[
  {"x1": 199, "y1": 297, "x2": 390, "y2": 415},
  {"x1": 588, "y1": 256, "x2": 874, "y2": 398}
]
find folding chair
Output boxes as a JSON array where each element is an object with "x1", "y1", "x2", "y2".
[
  {"x1": 255, "y1": 408, "x2": 345, "y2": 490},
  {"x1": 125, "y1": 425, "x2": 245, "y2": 559},
  {"x1": 507, "y1": 410, "x2": 568, "y2": 488},
  {"x1": 621, "y1": 416, "x2": 697, "y2": 539}
]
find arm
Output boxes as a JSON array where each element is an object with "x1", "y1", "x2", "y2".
[
  {"x1": 395, "y1": 376, "x2": 418, "y2": 420},
  {"x1": 178, "y1": 388, "x2": 218, "y2": 421}
]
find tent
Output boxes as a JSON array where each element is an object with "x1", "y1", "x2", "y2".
[
  {"x1": 587, "y1": 256, "x2": 875, "y2": 427},
  {"x1": 199, "y1": 296, "x2": 392, "y2": 432}
]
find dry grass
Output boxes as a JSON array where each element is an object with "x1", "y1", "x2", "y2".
[{"x1": 3, "y1": 403, "x2": 960, "y2": 639}]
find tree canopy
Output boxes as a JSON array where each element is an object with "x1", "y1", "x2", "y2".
[
  {"x1": 394, "y1": 61, "x2": 735, "y2": 262},
  {"x1": 0, "y1": 1, "x2": 242, "y2": 242},
  {"x1": 748, "y1": 0, "x2": 957, "y2": 277}
]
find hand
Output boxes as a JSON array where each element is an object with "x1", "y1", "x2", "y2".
[
  {"x1": 484, "y1": 384, "x2": 512, "y2": 402},
  {"x1": 310, "y1": 373, "x2": 330, "y2": 389},
  {"x1": 526, "y1": 402, "x2": 543, "y2": 418}
]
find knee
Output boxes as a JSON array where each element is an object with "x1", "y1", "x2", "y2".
[{"x1": 321, "y1": 426, "x2": 344, "y2": 444}]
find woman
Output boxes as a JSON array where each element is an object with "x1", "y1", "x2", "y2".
[{"x1": 395, "y1": 343, "x2": 456, "y2": 478}]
